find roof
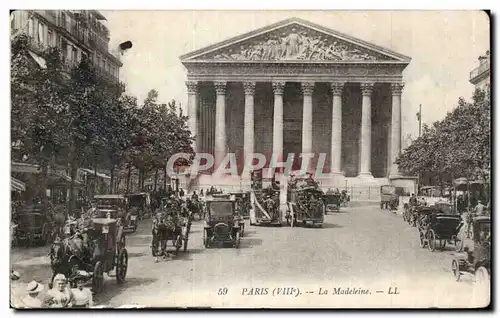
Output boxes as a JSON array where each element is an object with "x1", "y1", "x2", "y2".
[
  {"x1": 94, "y1": 194, "x2": 125, "y2": 199},
  {"x1": 92, "y1": 218, "x2": 117, "y2": 225},
  {"x1": 80, "y1": 168, "x2": 111, "y2": 179},
  {"x1": 181, "y1": 17, "x2": 411, "y2": 63}
]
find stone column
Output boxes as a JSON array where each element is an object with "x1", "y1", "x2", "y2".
[
  {"x1": 301, "y1": 82, "x2": 315, "y2": 163},
  {"x1": 214, "y1": 81, "x2": 227, "y2": 170},
  {"x1": 272, "y1": 81, "x2": 285, "y2": 164},
  {"x1": 186, "y1": 81, "x2": 199, "y2": 152},
  {"x1": 330, "y1": 82, "x2": 344, "y2": 175},
  {"x1": 358, "y1": 82, "x2": 374, "y2": 178},
  {"x1": 389, "y1": 83, "x2": 404, "y2": 177},
  {"x1": 243, "y1": 81, "x2": 256, "y2": 181}
]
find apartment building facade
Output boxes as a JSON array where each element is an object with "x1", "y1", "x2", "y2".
[
  {"x1": 10, "y1": 10, "x2": 122, "y2": 83},
  {"x1": 469, "y1": 50, "x2": 490, "y2": 91}
]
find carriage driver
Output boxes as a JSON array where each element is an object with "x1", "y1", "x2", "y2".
[{"x1": 76, "y1": 211, "x2": 94, "y2": 258}]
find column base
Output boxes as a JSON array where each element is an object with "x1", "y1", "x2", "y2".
[{"x1": 357, "y1": 172, "x2": 374, "y2": 178}]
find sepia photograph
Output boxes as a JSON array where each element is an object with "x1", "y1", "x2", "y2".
[{"x1": 9, "y1": 9, "x2": 491, "y2": 308}]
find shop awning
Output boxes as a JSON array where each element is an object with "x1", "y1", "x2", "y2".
[
  {"x1": 28, "y1": 50, "x2": 47, "y2": 69},
  {"x1": 11, "y1": 177, "x2": 26, "y2": 192},
  {"x1": 80, "y1": 168, "x2": 111, "y2": 179},
  {"x1": 49, "y1": 172, "x2": 84, "y2": 187}
]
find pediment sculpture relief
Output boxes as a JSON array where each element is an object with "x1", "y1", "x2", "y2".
[{"x1": 206, "y1": 27, "x2": 387, "y2": 61}]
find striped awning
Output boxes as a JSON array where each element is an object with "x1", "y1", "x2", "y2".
[{"x1": 11, "y1": 177, "x2": 26, "y2": 192}]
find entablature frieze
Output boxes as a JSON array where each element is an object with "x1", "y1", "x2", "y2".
[{"x1": 185, "y1": 62, "x2": 405, "y2": 83}]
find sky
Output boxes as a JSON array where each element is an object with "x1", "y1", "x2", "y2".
[{"x1": 102, "y1": 10, "x2": 489, "y2": 139}]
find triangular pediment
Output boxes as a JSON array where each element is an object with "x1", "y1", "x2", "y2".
[{"x1": 181, "y1": 18, "x2": 410, "y2": 63}]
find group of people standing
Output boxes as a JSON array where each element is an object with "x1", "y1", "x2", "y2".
[{"x1": 15, "y1": 272, "x2": 93, "y2": 308}]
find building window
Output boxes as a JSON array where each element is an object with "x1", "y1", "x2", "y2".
[
  {"x1": 48, "y1": 29, "x2": 54, "y2": 47},
  {"x1": 38, "y1": 22, "x2": 45, "y2": 44},
  {"x1": 72, "y1": 47, "x2": 78, "y2": 63},
  {"x1": 27, "y1": 18, "x2": 33, "y2": 36},
  {"x1": 10, "y1": 13, "x2": 15, "y2": 31},
  {"x1": 61, "y1": 12, "x2": 67, "y2": 29}
]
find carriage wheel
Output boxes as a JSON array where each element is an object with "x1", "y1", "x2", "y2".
[
  {"x1": 419, "y1": 231, "x2": 426, "y2": 248},
  {"x1": 92, "y1": 261, "x2": 104, "y2": 294},
  {"x1": 116, "y1": 249, "x2": 128, "y2": 284},
  {"x1": 234, "y1": 231, "x2": 240, "y2": 249},
  {"x1": 452, "y1": 259, "x2": 461, "y2": 281},
  {"x1": 427, "y1": 230, "x2": 436, "y2": 252},
  {"x1": 203, "y1": 229, "x2": 210, "y2": 248},
  {"x1": 175, "y1": 235, "x2": 182, "y2": 255},
  {"x1": 475, "y1": 266, "x2": 490, "y2": 289}
]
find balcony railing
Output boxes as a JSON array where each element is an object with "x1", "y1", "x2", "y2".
[{"x1": 470, "y1": 60, "x2": 490, "y2": 80}]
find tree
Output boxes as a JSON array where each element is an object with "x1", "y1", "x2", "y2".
[
  {"x1": 396, "y1": 87, "x2": 491, "y2": 186},
  {"x1": 11, "y1": 34, "x2": 68, "y2": 207}
]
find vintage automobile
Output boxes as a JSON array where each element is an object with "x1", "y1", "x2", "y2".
[
  {"x1": 250, "y1": 190, "x2": 282, "y2": 227},
  {"x1": 94, "y1": 194, "x2": 134, "y2": 231},
  {"x1": 380, "y1": 185, "x2": 404, "y2": 210},
  {"x1": 203, "y1": 198, "x2": 241, "y2": 248},
  {"x1": 15, "y1": 205, "x2": 54, "y2": 246},
  {"x1": 126, "y1": 192, "x2": 151, "y2": 219},
  {"x1": 452, "y1": 216, "x2": 490, "y2": 285},
  {"x1": 86, "y1": 217, "x2": 128, "y2": 293},
  {"x1": 287, "y1": 187, "x2": 325, "y2": 227},
  {"x1": 324, "y1": 192, "x2": 341, "y2": 213},
  {"x1": 418, "y1": 210, "x2": 463, "y2": 252}
]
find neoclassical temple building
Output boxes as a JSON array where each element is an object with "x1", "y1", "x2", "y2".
[{"x1": 180, "y1": 18, "x2": 411, "y2": 190}]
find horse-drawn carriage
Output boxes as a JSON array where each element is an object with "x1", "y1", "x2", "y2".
[
  {"x1": 380, "y1": 185, "x2": 403, "y2": 210},
  {"x1": 418, "y1": 208, "x2": 463, "y2": 252},
  {"x1": 452, "y1": 216, "x2": 490, "y2": 285},
  {"x1": 186, "y1": 196, "x2": 205, "y2": 220},
  {"x1": 151, "y1": 196, "x2": 190, "y2": 260},
  {"x1": 324, "y1": 192, "x2": 341, "y2": 213},
  {"x1": 203, "y1": 198, "x2": 241, "y2": 248},
  {"x1": 287, "y1": 187, "x2": 325, "y2": 227},
  {"x1": 49, "y1": 216, "x2": 128, "y2": 294},
  {"x1": 15, "y1": 204, "x2": 54, "y2": 246}
]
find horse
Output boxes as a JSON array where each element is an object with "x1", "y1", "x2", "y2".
[
  {"x1": 48, "y1": 234, "x2": 100, "y2": 286},
  {"x1": 186, "y1": 199, "x2": 204, "y2": 220},
  {"x1": 151, "y1": 215, "x2": 168, "y2": 262}
]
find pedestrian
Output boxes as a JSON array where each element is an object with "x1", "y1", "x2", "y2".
[
  {"x1": 70, "y1": 271, "x2": 93, "y2": 308},
  {"x1": 21, "y1": 281, "x2": 44, "y2": 308},
  {"x1": 43, "y1": 274, "x2": 74, "y2": 308},
  {"x1": 474, "y1": 200, "x2": 486, "y2": 216}
]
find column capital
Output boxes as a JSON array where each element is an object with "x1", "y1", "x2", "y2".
[
  {"x1": 243, "y1": 81, "x2": 256, "y2": 95},
  {"x1": 360, "y1": 82, "x2": 374, "y2": 96},
  {"x1": 272, "y1": 81, "x2": 286, "y2": 95},
  {"x1": 301, "y1": 82, "x2": 315, "y2": 96},
  {"x1": 214, "y1": 81, "x2": 227, "y2": 95},
  {"x1": 390, "y1": 82, "x2": 405, "y2": 96},
  {"x1": 185, "y1": 81, "x2": 199, "y2": 94},
  {"x1": 330, "y1": 82, "x2": 345, "y2": 96}
]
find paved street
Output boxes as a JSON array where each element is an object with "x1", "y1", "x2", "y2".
[{"x1": 10, "y1": 205, "x2": 487, "y2": 308}]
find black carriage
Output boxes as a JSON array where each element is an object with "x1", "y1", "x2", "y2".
[
  {"x1": 64, "y1": 217, "x2": 128, "y2": 293},
  {"x1": 15, "y1": 205, "x2": 54, "y2": 246},
  {"x1": 186, "y1": 196, "x2": 205, "y2": 220},
  {"x1": 324, "y1": 193, "x2": 341, "y2": 213},
  {"x1": 94, "y1": 194, "x2": 133, "y2": 232},
  {"x1": 287, "y1": 187, "x2": 325, "y2": 227},
  {"x1": 418, "y1": 212, "x2": 463, "y2": 252},
  {"x1": 452, "y1": 216, "x2": 490, "y2": 285},
  {"x1": 126, "y1": 192, "x2": 151, "y2": 219},
  {"x1": 380, "y1": 185, "x2": 401, "y2": 210},
  {"x1": 203, "y1": 198, "x2": 241, "y2": 248}
]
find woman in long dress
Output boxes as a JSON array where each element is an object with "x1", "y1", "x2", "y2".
[{"x1": 43, "y1": 274, "x2": 73, "y2": 308}]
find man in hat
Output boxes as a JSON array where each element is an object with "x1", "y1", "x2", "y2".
[
  {"x1": 22, "y1": 280, "x2": 44, "y2": 308},
  {"x1": 265, "y1": 195, "x2": 276, "y2": 221}
]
